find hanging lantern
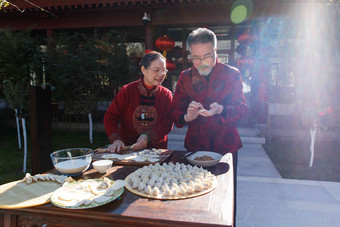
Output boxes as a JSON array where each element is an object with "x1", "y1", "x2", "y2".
[
  {"x1": 166, "y1": 59, "x2": 176, "y2": 72},
  {"x1": 237, "y1": 30, "x2": 253, "y2": 44},
  {"x1": 237, "y1": 56, "x2": 254, "y2": 68},
  {"x1": 155, "y1": 35, "x2": 175, "y2": 57}
]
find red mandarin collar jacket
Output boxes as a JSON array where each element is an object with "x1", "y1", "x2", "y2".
[{"x1": 170, "y1": 61, "x2": 248, "y2": 154}]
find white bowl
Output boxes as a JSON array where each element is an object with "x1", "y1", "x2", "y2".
[
  {"x1": 50, "y1": 148, "x2": 94, "y2": 176},
  {"x1": 92, "y1": 160, "x2": 113, "y2": 173},
  {"x1": 186, "y1": 151, "x2": 223, "y2": 168}
]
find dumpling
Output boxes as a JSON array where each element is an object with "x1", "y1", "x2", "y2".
[
  {"x1": 194, "y1": 178, "x2": 202, "y2": 184},
  {"x1": 188, "y1": 181, "x2": 195, "y2": 188},
  {"x1": 154, "y1": 182, "x2": 162, "y2": 189},
  {"x1": 171, "y1": 183, "x2": 180, "y2": 196},
  {"x1": 180, "y1": 182, "x2": 188, "y2": 189},
  {"x1": 194, "y1": 183, "x2": 204, "y2": 192},
  {"x1": 132, "y1": 179, "x2": 140, "y2": 189},
  {"x1": 178, "y1": 185, "x2": 186, "y2": 195},
  {"x1": 156, "y1": 177, "x2": 164, "y2": 183},
  {"x1": 144, "y1": 185, "x2": 152, "y2": 195},
  {"x1": 185, "y1": 186, "x2": 194, "y2": 194},
  {"x1": 152, "y1": 187, "x2": 160, "y2": 196},
  {"x1": 138, "y1": 182, "x2": 147, "y2": 191},
  {"x1": 141, "y1": 176, "x2": 150, "y2": 184},
  {"x1": 201, "y1": 181, "x2": 211, "y2": 189},
  {"x1": 161, "y1": 184, "x2": 170, "y2": 191},
  {"x1": 147, "y1": 179, "x2": 156, "y2": 187}
]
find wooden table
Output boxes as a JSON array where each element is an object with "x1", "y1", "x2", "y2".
[{"x1": 0, "y1": 151, "x2": 234, "y2": 227}]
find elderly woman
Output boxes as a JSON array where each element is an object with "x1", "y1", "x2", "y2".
[{"x1": 104, "y1": 51, "x2": 173, "y2": 153}]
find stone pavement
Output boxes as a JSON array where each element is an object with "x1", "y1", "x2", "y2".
[{"x1": 167, "y1": 126, "x2": 340, "y2": 227}]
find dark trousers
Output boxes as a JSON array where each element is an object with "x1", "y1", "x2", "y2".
[{"x1": 232, "y1": 151, "x2": 238, "y2": 227}]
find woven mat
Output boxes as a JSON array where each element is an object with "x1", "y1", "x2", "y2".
[{"x1": 0, "y1": 180, "x2": 61, "y2": 209}]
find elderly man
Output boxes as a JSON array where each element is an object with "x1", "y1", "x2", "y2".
[{"x1": 170, "y1": 27, "x2": 248, "y2": 225}]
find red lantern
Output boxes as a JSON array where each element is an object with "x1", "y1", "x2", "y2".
[
  {"x1": 238, "y1": 30, "x2": 253, "y2": 44},
  {"x1": 237, "y1": 56, "x2": 254, "y2": 68},
  {"x1": 155, "y1": 35, "x2": 175, "y2": 52},
  {"x1": 166, "y1": 59, "x2": 176, "y2": 72}
]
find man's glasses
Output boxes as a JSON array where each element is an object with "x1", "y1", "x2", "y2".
[
  {"x1": 191, "y1": 53, "x2": 215, "y2": 63},
  {"x1": 149, "y1": 68, "x2": 168, "y2": 74}
]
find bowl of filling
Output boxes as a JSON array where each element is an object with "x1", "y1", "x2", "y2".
[
  {"x1": 186, "y1": 151, "x2": 223, "y2": 168},
  {"x1": 50, "y1": 148, "x2": 94, "y2": 176}
]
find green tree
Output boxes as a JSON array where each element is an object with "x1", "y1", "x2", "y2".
[
  {"x1": 45, "y1": 31, "x2": 136, "y2": 143},
  {"x1": 0, "y1": 28, "x2": 43, "y2": 172}
]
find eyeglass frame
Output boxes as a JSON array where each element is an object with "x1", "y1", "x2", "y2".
[
  {"x1": 149, "y1": 67, "x2": 168, "y2": 74},
  {"x1": 191, "y1": 52, "x2": 215, "y2": 63}
]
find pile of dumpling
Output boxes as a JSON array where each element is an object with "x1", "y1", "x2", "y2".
[
  {"x1": 102, "y1": 148, "x2": 163, "y2": 162},
  {"x1": 126, "y1": 162, "x2": 216, "y2": 199},
  {"x1": 52, "y1": 178, "x2": 126, "y2": 207},
  {"x1": 22, "y1": 173, "x2": 74, "y2": 185}
]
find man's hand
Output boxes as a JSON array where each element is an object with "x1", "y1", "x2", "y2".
[
  {"x1": 108, "y1": 139, "x2": 125, "y2": 153},
  {"x1": 184, "y1": 101, "x2": 204, "y2": 122},
  {"x1": 198, "y1": 102, "x2": 223, "y2": 117}
]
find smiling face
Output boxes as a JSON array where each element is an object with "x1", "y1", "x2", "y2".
[
  {"x1": 141, "y1": 57, "x2": 167, "y2": 87},
  {"x1": 190, "y1": 42, "x2": 217, "y2": 76}
]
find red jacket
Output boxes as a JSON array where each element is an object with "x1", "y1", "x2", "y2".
[
  {"x1": 170, "y1": 62, "x2": 248, "y2": 154},
  {"x1": 104, "y1": 80, "x2": 173, "y2": 149}
]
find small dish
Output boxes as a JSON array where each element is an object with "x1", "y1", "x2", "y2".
[
  {"x1": 186, "y1": 151, "x2": 222, "y2": 168},
  {"x1": 92, "y1": 160, "x2": 113, "y2": 173}
]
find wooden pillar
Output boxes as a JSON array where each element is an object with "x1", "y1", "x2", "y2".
[
  {"x1": 145, "y1": 23, "x2": 154, "y2": 50},
  {"x1": 182, "y1": 27, "x2": 188, "y2": 69},
  {"x1": 30, "y1": 86, "x2": 53, "y2": 174}
]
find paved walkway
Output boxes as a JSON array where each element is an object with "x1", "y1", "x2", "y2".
[{"x1": 167, "y1": 126, "x2": 340, "y2": 227}]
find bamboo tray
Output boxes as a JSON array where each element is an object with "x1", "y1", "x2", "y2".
[
  {"x1": 0, "y1": 180, "x2": 61, "y2": 209},
  {"x1": 124, "y1": 173, "x2": 217, "y2": 200},
  {"x1": 93, "y1": 149, "x2": 173, "y2": 166}
]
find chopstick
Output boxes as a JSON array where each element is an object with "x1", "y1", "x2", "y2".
[{"x1": 183, "y1": 150, "x2": 200, "y2": 159}]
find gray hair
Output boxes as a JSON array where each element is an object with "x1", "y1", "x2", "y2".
[{"x1": 186, "y1": 28, "x2": 217, "y2": 51}]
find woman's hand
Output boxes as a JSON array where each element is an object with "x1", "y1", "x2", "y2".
[
  {"x1": 132, "y1": 134, "x2": 148, "y2": 150},
  {"x1": 108, "y1": 139, "x2": 125, "y2": 153},
  {"x1": 184, "y1": 101, "x2": 204, "y2": 122}
]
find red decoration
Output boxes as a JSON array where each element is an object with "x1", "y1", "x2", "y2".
[
  {"x1": 166, "y1": 59, "x2": 176, "y2": 72},
  {"x1": 145, "y1": 49, "x2": 153, "y2": 54},
  {"x1": 237, "y1": 30, "x2": 253, "y2": 44},
  {"x1": 155, "y1": 35, "x2": 175, "y2": 52},
  {"x1": 237, "y1": 56, "x2": 254, "y2": 68}
]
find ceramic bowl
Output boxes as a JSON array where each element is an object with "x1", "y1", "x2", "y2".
[
  {"x1": 186, "y1": 151, "x2": 223, "y2": 168},
  {"x1": 50, "y1": 148, "x2": 94, "y2": 176},
  {"x1": 92, "y1": 160, "x2": 113, "y2": 173}
]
